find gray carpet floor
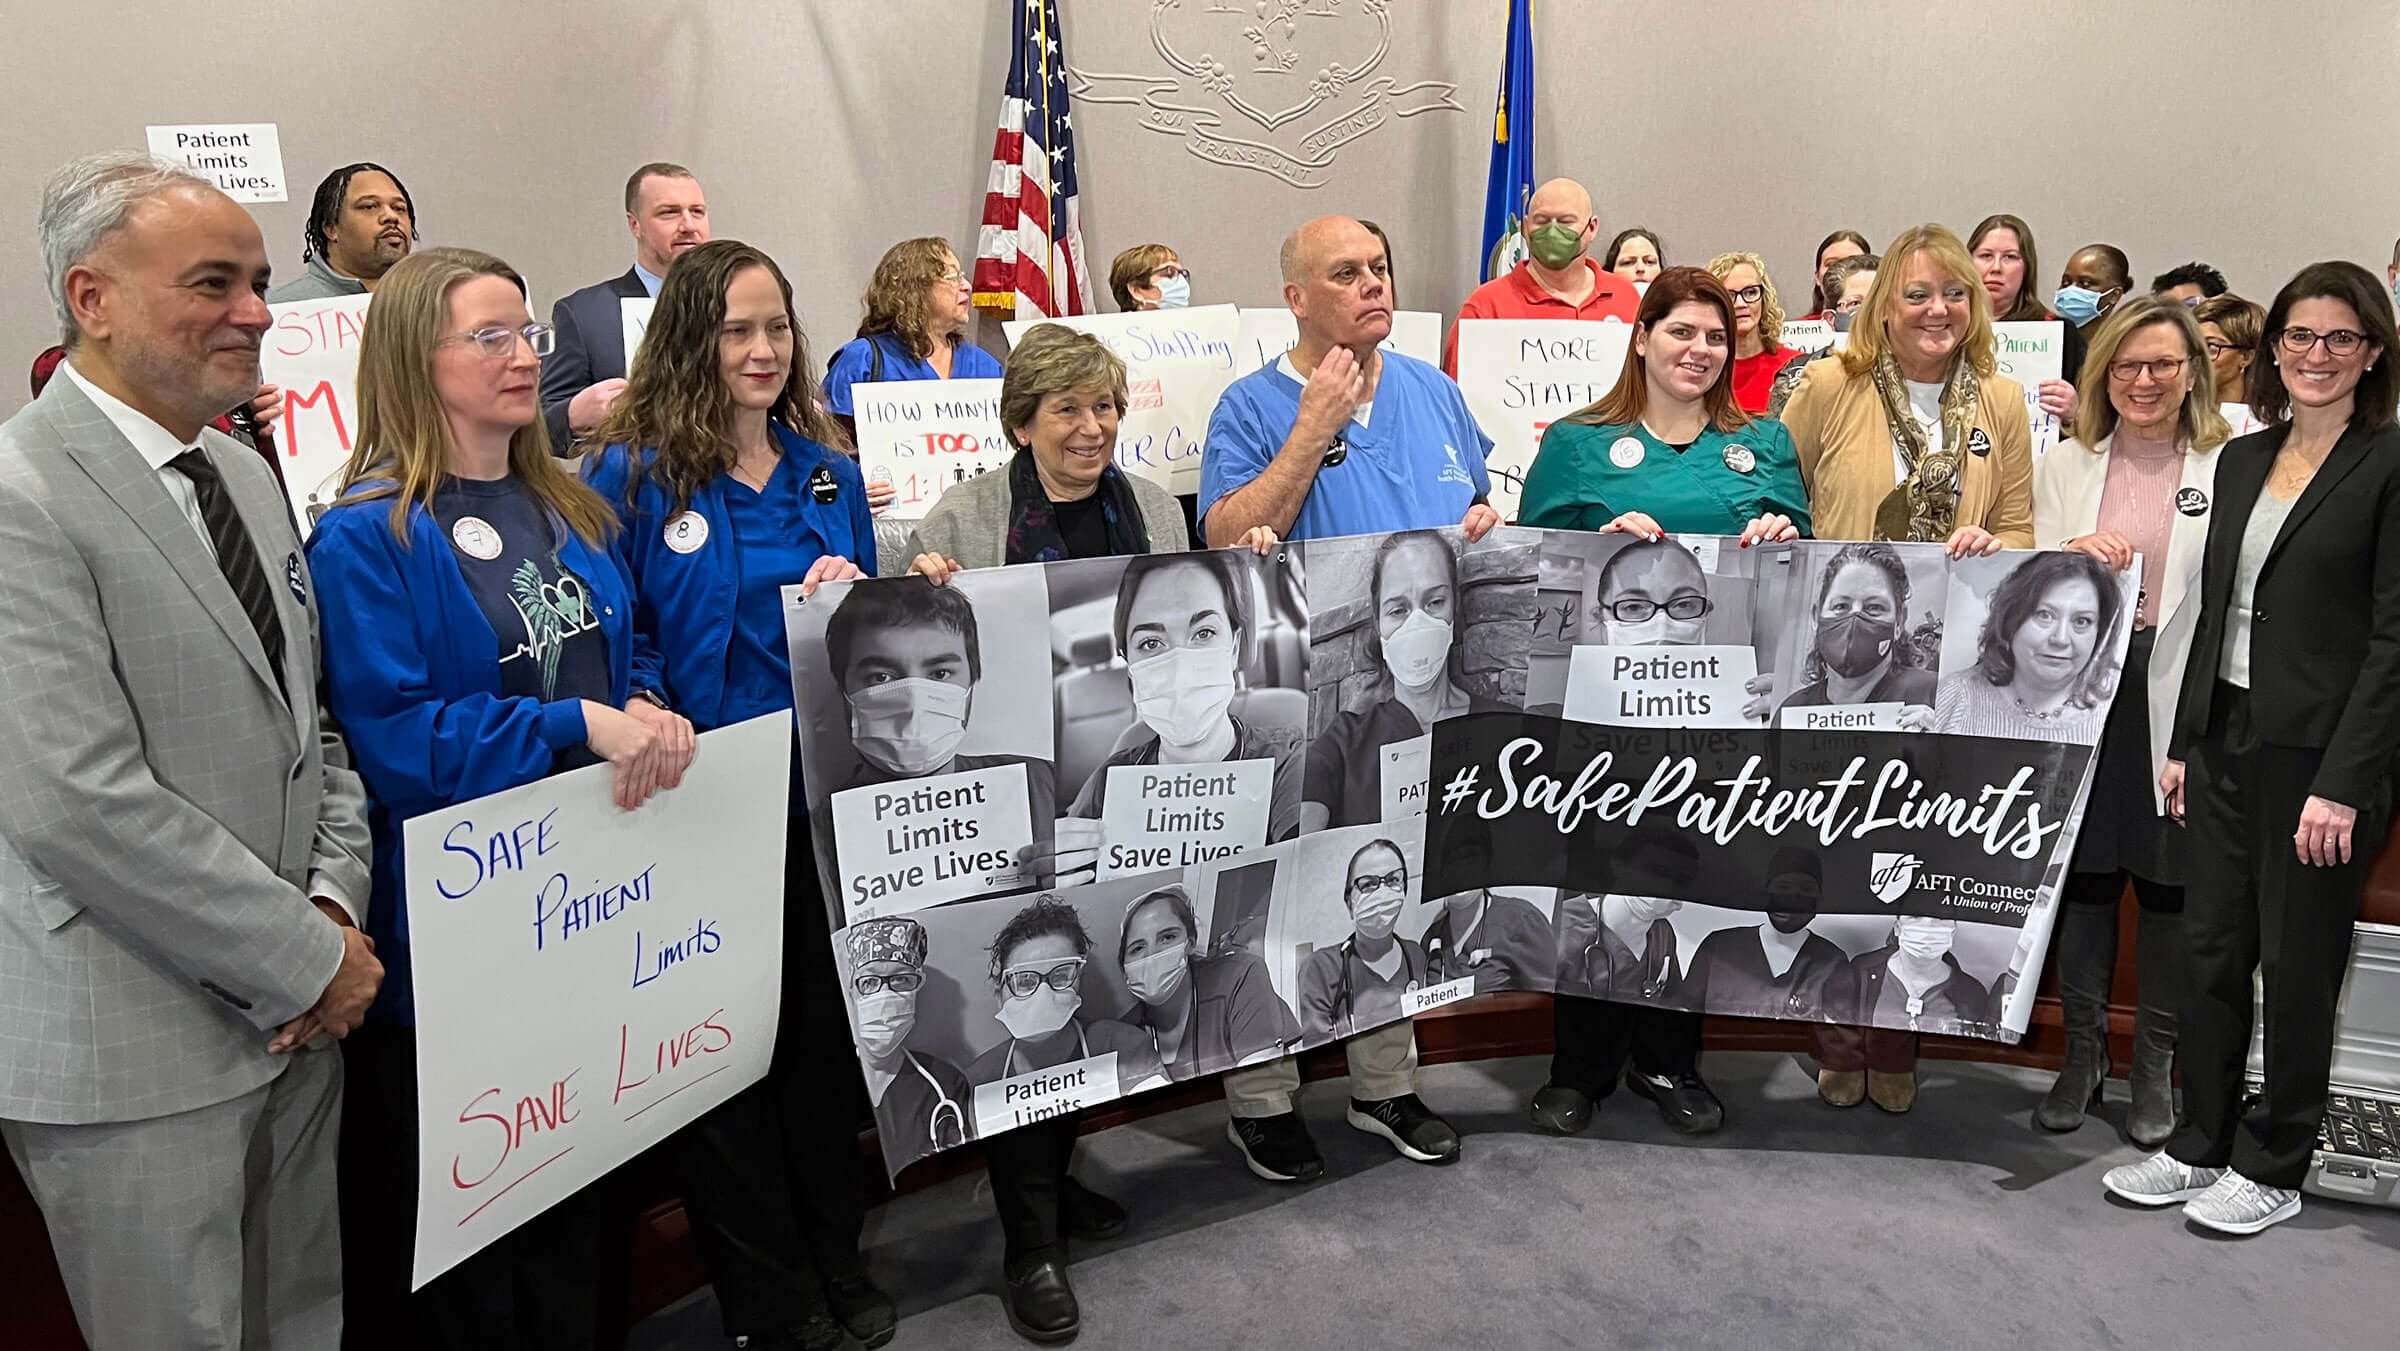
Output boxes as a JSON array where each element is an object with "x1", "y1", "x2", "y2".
[{"x1": 630, "y1": 1052, "x2": 2400, "y2": 1350}]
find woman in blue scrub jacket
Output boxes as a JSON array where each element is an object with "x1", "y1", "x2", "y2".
[
  {"x1": 822, "y1": 236, "x2": 1006, "y2": 435},
  {"x1": 309, "y1": 247, "x2": 696, "y2": 1350},
  {"x1": 1516, "y1": 265, "x2": 1810, "y2": 1146},
  {"x1": 584, "y1": 240, "x2": 894, "y2": 1351}
]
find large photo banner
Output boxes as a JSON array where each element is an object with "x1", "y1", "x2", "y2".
[
  {"x1": 1002, "y1": 305, "x2": 1243, "y2": 495},
  {"x1": 402, "y1": 713, "x2": 792, "y2": 1288},
  {"x1": 262, "y1": 293, "x2": 374, "y2": 522},
  {"x1": 786, "y1": 531, "x2": 2132, "y2": 1176}
]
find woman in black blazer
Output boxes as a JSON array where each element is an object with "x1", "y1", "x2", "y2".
[{"x1": 2102, "y1": 261, "x2": 2400, "y2": 1237}]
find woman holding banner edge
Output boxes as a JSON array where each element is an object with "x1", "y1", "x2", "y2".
[
  {"x1": 582, "y1": 240, "x2": 901, "y2": 1351},
  {"x1": 1516, "y1": 266, "x2": 1805, "y2": 1139},
  {"x1": 308, "y1": 247, "x2": 695, "y2": 1348}
]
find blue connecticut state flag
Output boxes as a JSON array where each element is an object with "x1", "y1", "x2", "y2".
[{"x1": 1479, "y1": 0, "x2": 1536, "y2": 282}]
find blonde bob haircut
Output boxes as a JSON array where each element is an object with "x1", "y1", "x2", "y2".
[
  {"x1": 336, "y1": 247, "x2": 617, "y2": 546},
  {"x1": 2070, "y1": 295, "x2": 2231, "y2": 452},
  {"x1": 1839, "y1": 224, "x2": 1996, "y2": 381},
  {"x1": 1000, "y1": 324, "x2": 1129, "y2": 446},
  {"x1": 1704, "y1": 251, "x2": 1785, "y2": 352}
]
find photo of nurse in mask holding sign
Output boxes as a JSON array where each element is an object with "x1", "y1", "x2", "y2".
[{"x1": 1748, "y1": 541, "x2": 1941, "y2": 729}]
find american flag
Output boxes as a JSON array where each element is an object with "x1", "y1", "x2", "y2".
[{"x1": 973, "y1": 0, "x2": 1092, "y2": 320}]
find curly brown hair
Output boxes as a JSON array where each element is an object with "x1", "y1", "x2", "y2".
[
  {"x1": 858, "y1": 236, "x2": 961, "y2": 361},
  {"x1": 590, "y1": 239, "x2": 846, "y2": 515}
]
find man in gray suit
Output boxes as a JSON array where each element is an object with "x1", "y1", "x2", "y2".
[
  {"x1": 539, "y1": 161, "x2": 710, "y2": 450},
  {"x1": 0, "y1": 153, "x2": 382, "y2": 1350}
]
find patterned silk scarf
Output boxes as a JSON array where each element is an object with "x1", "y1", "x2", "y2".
[{"x1": 1869, "y1": 349, "x2": 1981, "y2": 542}]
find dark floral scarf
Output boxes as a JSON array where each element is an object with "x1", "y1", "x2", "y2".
[{"x1": 1004, "y1": 448, "x2": 1151, "y2": 564}]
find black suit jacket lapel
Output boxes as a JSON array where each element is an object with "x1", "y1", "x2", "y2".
[
  {"x1": 2265, "y1": 422, "x2": 2376, "y2": 568},
  {"x1": 2202, "y1": 433, "x2": 2274, "y2": 608},
  {"x1": 610, "y1": 268, "x2": 648, "y2": 299}
]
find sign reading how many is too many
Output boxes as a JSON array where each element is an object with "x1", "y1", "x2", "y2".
[
  {"x1": 1454, "y1": 318, "x2": 1634, "y2": 524},
  {"x1": 402, "y1": 713, "x2": 791, "y2": 1289},
  {"x1": 853, "y1": 379, "x2": 1010, "y2": 519}
]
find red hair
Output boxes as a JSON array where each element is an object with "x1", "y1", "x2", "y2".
[{"x1": 1562, "y1": 266, "x2": 1753, "y2": 434}]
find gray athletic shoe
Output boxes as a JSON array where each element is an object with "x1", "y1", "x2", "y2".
[
  {"x1": 2183, "y1": 1171, "x2": 2303, "y2": 1236},
  {"x1": 2102, "y1": 1151, "x2": 2224, "y2": 1206}
]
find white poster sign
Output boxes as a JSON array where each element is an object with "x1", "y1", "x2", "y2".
[
  {"x1": 1561, "y1": 645, "x2": 1760, "y2": 728},
  {"x1": 1003, "y1": 305, "x2": 1242, "y2": 494},
  {"x1": 262, "y1": 293, "x2": 374, "y2": 520},
  {"x1": 621, "y1": 298, "x2": 657, "y2": 372},
  {"x1": 1995, "y1": 321, "x2": 2067, "y2": 455},
  {"x1": 851, "y1": 378, "x2": 1010, "y2": 519},
  {"x1": 1095, "y1": 757, "x2": 1273, "y2": 878},
  {"x1": 403, "y1": 713, "x2": 791, "y2": 1289},
  {"x1": 1780, "y1": 318, "x2": 1836, "y2": 355},
  {"x1": 826, "y1": 761, "x2": 1037, "y2": 919},
  {"x1": 1780, "y1": 701, "x2": 1905, "y2": 732},
  {"x1": 145, "y1": 122, "x2": 285, "y2": 202},
  {"x1": 1454, "y1": 318, "x2": 1634, "y2": 523},
  {"x1": 1232, "y1": 307, "x2": 1443, "y2": 376},
  {"x1": 1379, "y1": 734, "x2": 1431, "y2": 822}
]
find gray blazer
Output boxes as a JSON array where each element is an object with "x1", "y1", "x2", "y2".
[
  {"x1": 0, "y1": 377, "x2": 371, "y2": 1124},
  {"x1": 903, "y1": 465, "x2": 1191, "y2": 569}
]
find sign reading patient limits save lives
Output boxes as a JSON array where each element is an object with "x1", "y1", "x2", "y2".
[{"x1": 145, "y1": 122, "x2": 286, "y2": 201}]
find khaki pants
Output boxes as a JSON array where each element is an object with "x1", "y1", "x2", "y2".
[{"x1": 1222, "y1": 1018, "x2": 1418, "y2": 1118}]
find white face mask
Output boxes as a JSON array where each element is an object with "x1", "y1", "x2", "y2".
[
  {"x1": 1124, "y1": 942, "x2": 1190, "y2": 1005},
  {"x1": 1154, "y1": 274, "x2": 1192, "y2": 309},
  {"x1": 1381, "y1": 609, "x2": 1452, "y2": 690},
  {"x1": 1127, "y1": 645, "x2": 1238, "y2": 748},
  {"x1": 855, "y1": 990, "x2": 916, "y2": 1059},
  {"x1": 1895, "y1": 918, "x2": 1955, "y2": 961},
  {"x1": 848, "y1": 678, "x2": 970, "y2": 776},
  {"x1": 997, "y1": 983, "x2": 1082, "y2": 1040},
  {"x1": 1625, "y1": 894, "x2": 1682, "y2": 925},
  {"x1": 1352, "y1": 888, "x2": 1405, "y2": 942}
]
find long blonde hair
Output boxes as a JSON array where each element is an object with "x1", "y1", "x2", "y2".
[
  {"x1": 2071, "y1": 296, "x2": 2231, "y2": 451},
  {"x1": 1839, "y1": 224, "x2": 1997, "y2": 381},
  {"x1": 336, "y1": 247, "x2": 616, "y2": 545}
]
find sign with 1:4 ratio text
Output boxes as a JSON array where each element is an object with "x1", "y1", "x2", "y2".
[
  {"x1": 262, "y1": 293, "x2": 374, "y2": 522},
  {"x1": 853, "y1": 378, "x2": 1011, "y2": 519},
  {"x1": 402, "y1": 713, "x2": 790, "y2": 1289}
]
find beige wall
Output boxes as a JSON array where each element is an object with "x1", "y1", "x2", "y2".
[{"x1": 7, "y1": 0, "x2": 2398, "y2": 416}]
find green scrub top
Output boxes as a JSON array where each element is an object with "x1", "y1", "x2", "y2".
[{"x1": 1518, "y1": 418, "x2": 1811, "y2": 537}]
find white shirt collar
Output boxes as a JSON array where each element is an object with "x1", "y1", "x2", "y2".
[{"x1": 59, "y1": 358, "x2": 201, "y2": 472}]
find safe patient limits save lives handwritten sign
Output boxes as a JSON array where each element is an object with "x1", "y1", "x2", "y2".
[{"x1": 402, "y1": 714, "x2": 790, "y2": 1289}]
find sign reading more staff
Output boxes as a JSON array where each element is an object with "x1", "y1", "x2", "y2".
[
  {"x1": 852, "y1": 378, "x2": 1011, "y2": 519},
  {"x1": 145, "y1": 122, "x2": 285, "y2": 202},
  {"x1": 1002, "y1": 305, "x2": 1243, "y2": 495},
  {"x1": 262, "y1": 293, "x2": 375, "y2": 520},
  {"x1": 1454, "y1": 318, "x2": 1635, "y2": 523},
  {"x1": 402, "y1": 713, "x2": 790, "y2": 1289}
]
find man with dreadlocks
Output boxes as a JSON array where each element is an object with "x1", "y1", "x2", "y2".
[{"x1": 267, "y1": 161, "x2": 418, "y2": 302}]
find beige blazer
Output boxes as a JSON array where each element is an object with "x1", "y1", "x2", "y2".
[{"x1": 1780, "y1": 357, "x2": 2034, "y2": 546}]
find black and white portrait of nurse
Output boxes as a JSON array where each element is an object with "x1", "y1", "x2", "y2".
[
  {"x1": 1931, "y1": 550, "x2": 2125, "y2": 742},
  {"x1": 1303, "y1": 529, "x2": 1515, "y2": 830},
  {"x1": 1748, "y1": 541, "x2": 1942, "y2": 728},
  {"x1": 1682, "y1": 847, "x2": 1849, "y2": 1021},
  {"x1": 821, "y1": 574, "x2": 1057, "y2": 795},
  {"x1": 1117, "y1": 883, "x2": 1300, "y2": 1080}
]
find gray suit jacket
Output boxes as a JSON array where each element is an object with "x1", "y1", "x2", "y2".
[
  {"x1": 0, "y1": 376, "x2": 371, "y2": 1124},
  {"x1": 542, "y1": 267, "x2": 649, "y2": 452}
]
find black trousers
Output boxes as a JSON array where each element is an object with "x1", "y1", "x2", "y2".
[
  {"x1": 2168, "y1": 684, "x2": 2385, "y2": 1188},
  {"x1": 2061, "y1": 869, "x2": 2184, "y2": 913},
  {"x1": 1548, "y1": 998, "x2": 1701, "y2": 1096},
  {"x1": 339, "y1": 1021, "x2": 604, "y2": 1351},
  {"x1": 670, "y1": 821, "x2": 868, "y2": 1337},
  {"x1": 982, "y1": 1112, "x2": 1083, "y2": 1268}
]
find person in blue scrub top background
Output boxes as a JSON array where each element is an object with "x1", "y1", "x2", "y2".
[
  {"x1": 583, "y1": 240, "x2": 898, "y2": 1351},
  {"x1": 822, "y1": 235, "x2": 1005, "y2": 452},
  {"x1": 308, "y1": 247, "x2": 696, "y2": 1350}
]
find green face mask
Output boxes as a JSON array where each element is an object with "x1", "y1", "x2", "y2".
[{"x1": 1528, "y1": 222, "x2": 1587, "y2": 270}]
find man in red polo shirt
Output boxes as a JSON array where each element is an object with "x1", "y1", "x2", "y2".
[{"x1": 1443, "y1": 177, "x2": 1638, "y2": 374}]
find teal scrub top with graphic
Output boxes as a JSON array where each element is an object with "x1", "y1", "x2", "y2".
[{"x1": 1518, "y1": 418, "x2": 1810, "y2": 537}]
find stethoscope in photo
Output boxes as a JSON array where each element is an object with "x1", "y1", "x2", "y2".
[
  {"x1": 1330, "y1": 935, "x2": 1428, "y2": 1033},
  {"x1": 904, "y1": 1050, "x2": 967, "y2": 1151}
]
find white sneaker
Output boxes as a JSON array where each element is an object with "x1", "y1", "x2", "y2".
[
  {"x1": 2183, "y1": 1171, "x2": 2303, "y2": 1236},
  {"x1": 2102, "y1": 1151, "x2": 2224, "y2": 1206}
]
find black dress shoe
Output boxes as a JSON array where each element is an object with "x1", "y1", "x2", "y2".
[
  {"x1": 1530, "y1": 1082, "x2": 1596, "y2": 1135},
  {"x1": 1060, "y1": 1176, "x2": 1127, "y2": 1241},
  {"x1": 1004, "y1": 1257, "x2": 1080, "y2": 1344},
  {"x1": 1625, "y1": 1068, "x2": 1725, "y2": 1134},
  {"x1": 824, "y1": 1268, "x2": 897, "y2": 1349}
]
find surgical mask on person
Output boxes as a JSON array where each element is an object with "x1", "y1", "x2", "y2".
[
  {"x1": 1128, "y1": 646, "x2": 1238, "y2": 748},
  {"x1": 1352, "y1": 887, "x2": 1405, "y2": 941},
  {"x1": 1381, "y1": 609, "x2": 1452, "y2": 690},
  {"x1": 1895, "y1": 918, "x2": 1954, "y2": 961},
  {"x1": 997, "y1": 983, "x2": 1081, "y2": 1040},
  {"x1": 848, "y1": 678, "x2": 971, "y2": 776},
  {"x1": 1624, "y1": 895, "x2": 1681, "y2": 925},
  {"x1": 1124, "y1": 942, "x2": 1190, "y2": 1005},
  {"x1": 855, "y1": 990, "x2": 916, "y2": 1059},
  {"x1": 1154, "y1": 274, "x2": 1192, "y2": 309},
  {"x1": 1527, "y1": 222, "x2": 1587, "y2": 271},
  {"x1": 2052, "y1": 285, "x2": 2109, "y2": 326},
  {"x1": 1830, "y1": 308, "x2": 1858, "y2": 333},
  {"x1": 1815, "y1": 612, "x2": 1898, "y2": 679}
]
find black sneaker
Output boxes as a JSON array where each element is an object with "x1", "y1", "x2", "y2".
[
  {"x1": 1226, "y1": 1111, "x2": 1326, "y2": 1182},
  {"x1": 1346, "y1": 1093, "x2": 1462, "y2": 1163},
  {"x1": 1625, "y1": 1068, "x2": 1726, "y2": 1134},
  {"x1": 1529, "y1": 1082, "x2": 1597, "y2": 1136},
  {"x1": 824, "y1": 1267, "x2": 896, "y2": 1349}
]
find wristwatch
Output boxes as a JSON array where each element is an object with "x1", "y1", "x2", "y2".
[{"x1": 632, "y1": 688, "x2": 671, "y2": 712}]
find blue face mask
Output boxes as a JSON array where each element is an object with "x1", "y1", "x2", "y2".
[
  {"x1": 1154, "y1": 274, "x2": 1191, "y2": 309},
  {"x1": 2053, "y1": 284, "x2": 2112, "y2": 326}
]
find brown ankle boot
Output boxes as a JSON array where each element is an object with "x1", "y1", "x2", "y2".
[
  {"x1": 1818, "y1": 1068, "x2": 1866, "y2": 1107},
  {"x1": 1867, "y1": 1068, "x2": 1918, "y2": 1113}
]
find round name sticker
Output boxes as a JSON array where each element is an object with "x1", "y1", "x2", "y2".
[
  {"x1": 664, "y1": 511, "x2": 710, "y2": 554},
  {"x1": 2176, "y1": 486, "x2": 2210, "y2": 517},
  {"x1": 1723, "y1": 443, "x2": 1756, "y2": 474},
  {"x1": 1609, "y1": 436, "x2": 1646, "y2": 469},
  {"x1": 450, "y1": 516, "x2": 502, "y2": 561}
]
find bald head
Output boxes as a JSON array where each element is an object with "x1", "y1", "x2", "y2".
[
  {"x1": 1280, "y1": 215, "x2": 1375, "y2": 286},
  {"x1": 1280, "y1": 216, "x2": 1393, "y2": 355},
  {"x1": 1527, "y1": 178, "x2": 1593, "y2": 223}
]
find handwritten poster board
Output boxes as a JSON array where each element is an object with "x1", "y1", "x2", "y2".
[
  {"x1": 262, "y1": 293, "x2": 373, "y2": 521},
  {"x1": 1232, "y1": 307, "x2": 1443, "y2": 376},
  {"x1": 403, "y1": 713, "x2": 791, "y2": 1289},
  {"x1": 852, "y1": 378, "x2": 1010, "y2": 519},
  {"x1": 1002, "y1": 305, "x2": 1243, "y2": 494},
  {"x1": 1995, "y1": 321, "x2": 2067, "y2": 455},
  {"x1": 1453, "y1": 318, "x2": 1634, "y2": 523}
]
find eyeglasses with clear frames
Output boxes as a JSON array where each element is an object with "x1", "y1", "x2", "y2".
[
  {"x1": 2277, "y1": 326, "x2": 2367, "y2": 357},
  {"x1": 446, "y1": 323, "x2": 554, "y2": 359},
  {"x1": 936, "y1": 267, "x2": 968, "y2": 285},
  {"x1": 2107, "y1": 356, "x2": 2189, "y2": 384}
]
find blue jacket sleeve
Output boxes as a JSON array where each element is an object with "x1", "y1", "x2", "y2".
[
  {"x1": 823, "y1": 340, "x2": 869, "y2": 417},
  {"x1": 308, "y1": 507, "x2": 588, "y2": 814},
  {"x1": 582, "y1": 446, "x2": 671, "y2": 693}
]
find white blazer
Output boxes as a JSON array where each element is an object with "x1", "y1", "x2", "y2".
[{"x1": 2033, "y1": 432, "x2": 2223, "y2": 811}]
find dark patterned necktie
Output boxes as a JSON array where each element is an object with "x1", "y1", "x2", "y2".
[{"x1": 170, "y1": 447, "x2": 285, "y2": 690}]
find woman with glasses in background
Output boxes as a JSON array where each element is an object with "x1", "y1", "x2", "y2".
[
  {"x1": 1108, "y1": 243, "x2": 1193, "y2": 311},
  {"x1": 821, "y1": 237, "x2": 1005, "y2": 437},
  {"x1": 1708, "y1": 251, "x2": 1808, "y2": 414},
  {"x1": 2197, "y1": 293, "x2": 2268, "y2": 437}
]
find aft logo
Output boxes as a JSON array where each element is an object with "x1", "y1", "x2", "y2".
[{"x1": 1868, "y1": 852, "x2": 1921, "y2": 904}]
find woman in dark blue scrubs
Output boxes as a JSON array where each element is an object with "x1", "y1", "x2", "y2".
[{"x1": 584, "y1": 241, "x2": 889, "y2": 1351}]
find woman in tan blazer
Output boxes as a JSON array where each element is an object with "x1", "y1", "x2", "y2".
[{"x1": 1777, "y1": 224, "x2": 2035, "y2": 1115}]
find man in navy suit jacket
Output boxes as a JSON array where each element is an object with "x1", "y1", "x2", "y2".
[{"x1": 541, "y1": 162, "x2": 710, "y2": 450}]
